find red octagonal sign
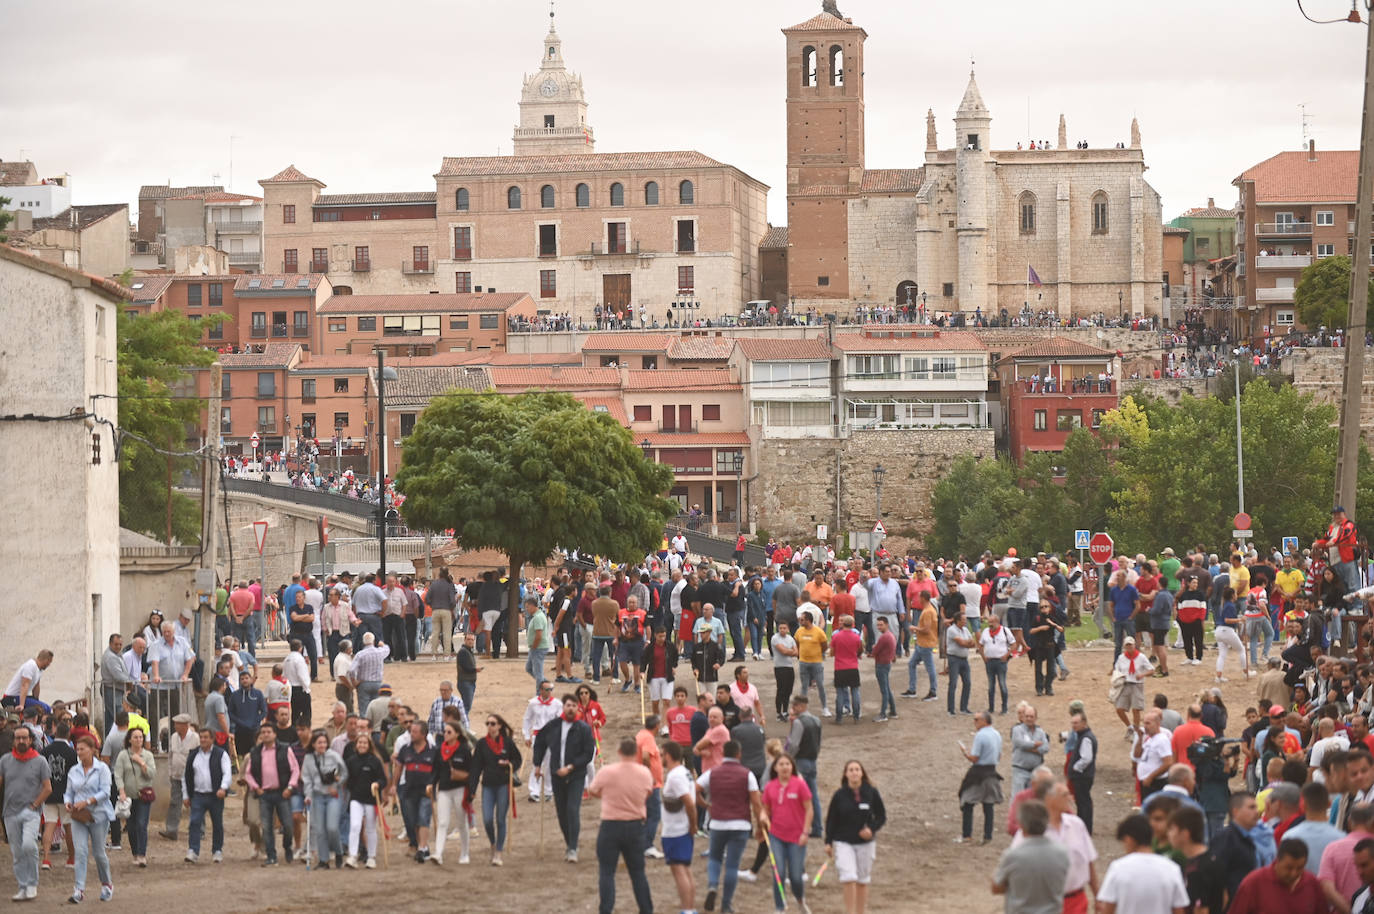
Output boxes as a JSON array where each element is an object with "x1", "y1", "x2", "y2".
[{"x1": 1088, "y1": 532, "x2": 1115, "y2": 565}]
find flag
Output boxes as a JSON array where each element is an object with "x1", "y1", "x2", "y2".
[{"x1": 1028, "y1": 266, "x2": 1043, "y2": 288}]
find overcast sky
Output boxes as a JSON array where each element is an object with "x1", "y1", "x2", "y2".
[{"x1": 2, "y1": 0, "x2": 1368, "y2": 224}]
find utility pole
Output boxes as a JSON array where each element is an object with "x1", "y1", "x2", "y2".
[
  {"x1": 376, "y1": 348, "x2": 388, "y2": 577},
  {"x1": 201, "y1": 363, "x2": 223, "y2": 665},
  {"x1": 1335, "y1": 11, "x2": 1374, "y2": 518},
  {"x1": 1232, "y1": 349, "x2": 1246, "y2": 515}
]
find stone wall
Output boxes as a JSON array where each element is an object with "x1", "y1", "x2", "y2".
[
  {"x1": 1121, "y1": 377, "x2": 1213, "y2": 406},
  {"x1": 1288, "y1": 347, "x2": 1374, "y2": 432},
  {"x1": 220, "y1": 492, "x2": 370, "y2": 590},
  {"x1": 754, "y1": 428, "x2": 995, "y2": 546}
]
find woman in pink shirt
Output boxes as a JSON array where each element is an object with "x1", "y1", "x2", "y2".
[
  {"x1": 760, "y1": 753, "x2": 813, "y2": 913},
  {"x1": 831, "y1": 615, "x2": 865, "y2": 723}
]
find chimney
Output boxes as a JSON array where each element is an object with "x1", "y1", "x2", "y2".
[
  {"x1": 1207, "y1": 197, "x2": 1215, "y2": 209},
  {"x1": 1309, "y1": 139, "x2": 1317, "y2": 162},
  {"x1": 550, "y1": 365, "x2": 561, "y2": 379}
]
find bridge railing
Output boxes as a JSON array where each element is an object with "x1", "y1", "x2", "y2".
[{"x1": 222, "y1": 476, "x2": 376, "y2": 519}]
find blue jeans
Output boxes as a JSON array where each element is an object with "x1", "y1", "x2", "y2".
[
  {"x1": 965, "y1": 615, "x2": 982, "y2": 634},
  {"x1": 768, "y1": 834, "x2": 808, "y2": 910},
  {"x1": 1335, "y1": 559, "x2": 1363, "y2": 596},
  {"x1": 419, "y1": 617, "x2": 433, "y2": 653},
  {"x1": 258, "y1": 790, "x2": 293, "y2": 861},
  {"x1": 70, "y1": 817, "x2": 111, "y2": 894},
  {"x1": 399, "y1": 787, "x2": 432, "y2": 849},
  {"x1": 1112, "y1": 618, "x2": 1136, "y2": 661},
  {"x1": 727, "y1": 611, "x2": 747, "y2": 658},
  {"x1": 127, "y1": 797, "x2": 151, "y2": 856},
  {"x1": 4, "y1": 808, "x2": 40, "y2": 891},
  {"x1": 874, "y1": 663, "x2": 896, "y2": 717},
  {"x1": 247, "y1": 611, "x2": 264, "y2": 658},
  {"x1": 795, "y1": 758, "x2": 822, "y2": 837},
  {"x1": 984, "y1": 658, "x2": 1008, "y2": 713},
  {"x1": 597, "y1": 819, "x2": 654, "y2": 914},
  {"x1": 908, "y1": 645, "x2": 937, "y2": 694},
  {"x1": 309, "y1": 792, "x2": 344, "y2": 858},
  {"x1": 798, "y1": 661, "x2": 826, "y2": 712},
  {"x1": 591, "y1": 637, "x2": 615, "y2": 680},
  {"x1": 482, "y1": 783, "x2": 510, "y2": 850},
  {"x1": 747, "y1": 609, "x2": 766, "y2": 656},
  {"x1": 457, "y1": 680, "x2": 476, "y2": 717},
  {"x1": 834, "y1": 682, "x2": 861, "y2": 719},
  {"x1": 706, "y1": 829, "x2": 750, "y2": 910},
  {"x1": 947, "y1": 654, "x2": 970, "y2": 713},
  {"x1": 526, "y1": 648, "x2": 549, "y2": 691},
  {"x1": 187, "y1": 793, "x2": 224, "y2": 855},
  {"x1": 1247, "y1": 616, "x2": 1274, "y2": 666},
  {"x1": 643, "y1": 787, "x2": 661, "y2": 851}
]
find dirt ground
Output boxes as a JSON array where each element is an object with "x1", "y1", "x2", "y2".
[{"x1": 6, "y1": 641, "x2": 1237, "y2": 912}]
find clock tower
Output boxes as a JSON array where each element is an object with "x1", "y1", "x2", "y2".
[{"x1": 513, "y1": 4, "x2": 595, "y2": 155}]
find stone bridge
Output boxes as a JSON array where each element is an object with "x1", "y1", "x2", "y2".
[{"x1": 217, "y1": 478, "x2": 373, "y2": 586}]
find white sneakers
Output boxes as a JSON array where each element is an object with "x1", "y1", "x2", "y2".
[
  {"x1": 184, "y1": 851, "x2": 197, "y2": 863},
  {"x1": 458, "y1": 853, "x2": 470, "y2": 865},
  {"x1": 645, "y1": 846, "x2": 664, "y2": 859},
  {"x1": 212, "y1": 851, "x2": 222, "y2": 863},
  {"x1": 821, "y1": 708, "x2": 833, "y2": 718},
  {"x1": 365, "y1": 857, "x2": 377, "y2": 869},
  {"x1": 737, "y1": 869, "x2": 758, "y2": 883},
  {"x1": 343, "y1": 855, "x2": 357, "y2": 869}
]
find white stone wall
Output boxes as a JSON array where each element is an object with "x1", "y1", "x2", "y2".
[{"x1": 847, "y1": 195, "x2": 920, "y2": 306}]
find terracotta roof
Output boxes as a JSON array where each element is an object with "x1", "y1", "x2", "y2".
[
  {"x1": 760, "y1": 225, "x2": 789, "y2": 249},
  {"x1": 482, "y1": 351, "x2": 583, "y2": 366},
  {"x1": 315, "y1": 192, "x2": 437, "y2": 206},
  {"x1": 214, "y1": 343, "x2": 302, "y2": 368},
  {"x1": 832, "y1": 331, "x2": 987, "y2": 352},
  {"x1": 784, "y1": 11, "x2": 864, "y2": 31},
  {"x1": 642, "y1": 431, "x2": 750, "y2": 446},
  {"x1": 1178, "y1": 205, "x2": 1236, "y2": 218},
  {"x1": 318, "y1": 292, "x2": 532, "y2": 314},
  {"x1": 579, "y1": 396, "x2": 629, "y2": 425},
  {"x1": 288, "y1": 354, "x2": 376, "y2": 372},
  {"x1": 167, "y1": 190, "x2": 262, "y2": 203},
  {"x1": 385, "y1": 365, "x2": 493, "y2": 406},
  {"x1": 233, "y1": 274, "x2": 325, "y2": 294},
  {"x1": 667, "y1": 336, "x2": 734, "y2": 361},
  {"x1": 624, "y1": 369, "x2": 738, "y2": 391},
  {"x1": 138, "y1": 184, "x2": 223, "y2": 200},
  {"x1": 734, "y1": 338, "x2": 833, "y2": 361},
  {"x1": 0, "y1": 244, "x2": 131, "y2": 302},
  {"x1": 127, "y1": 275, "x2": 174, "y2": 304},
  {"x1": 1163, "y1": 226, "x2": 1191, "y2": 236},
  {"x1": 437, "y1": 150, "x2": 724, "y2": 177},
  {"x1": 33, "y1": 204, "x2": 127, "y2": 232},
  {"x1": 1234, "y1": 150, "x2": 1359, "y2": 202},
  {"x1": 260, "y1": 165, "x2": 322, "y2": 186},
  {"x1": 998, "y1": 337, "x2": 1116, "y2": 362},
  {"x1": 860, "y1": 168, "x2": 925, "y2": 193},
  {"x1": 489, "y1": 366, "x2": 621, "y2": 390},
  {"x1": 581, "y1": 332, "x2": 672, "y2": 352}
]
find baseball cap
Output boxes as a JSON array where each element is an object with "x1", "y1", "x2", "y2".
[
  {"x1": 1333, "y1": 505, "x2": 1347, "y2": 515},
  {"x1": 1268, "y1": 705, "x2": 1286, "y2": 717}
]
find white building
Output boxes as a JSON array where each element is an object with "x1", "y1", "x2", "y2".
[
  {"x1": 1, "y1": 160, "x2": 72, "y2": 219},
  {"x1": 833, "y1": 329, "x2": 990, "y2": 431},
  {"x1": 0, "y1": 245, "x2": 124, "y2": 703},
  {"x1": 732, "y1": 338, "x2": 836, "y2": 439}
]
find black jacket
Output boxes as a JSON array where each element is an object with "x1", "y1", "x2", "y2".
[
  {"x1": 531, "y1": 717, "x2": 595, "y2": 777},
  {"x1": 1210, "y1": 823, "x2": 1257, "y2": 902},
  {"x1": 471, "y1": 736, "x2": 523, "y2": 789},
  {"x1": 644, "y1": 640, "x2": 678, "y2": 680},
  {"x1": 824, "y1": 783, "x2": 886, "y2": 845},
  {"x1": 431, "y1": 741, "x2": 475, "y2": 793}
]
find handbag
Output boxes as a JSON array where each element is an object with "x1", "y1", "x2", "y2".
[
  {"x1": 71, "y1": 803, "x2": 95, "y2": 824},
  {"x1": 138, "y1": 787, "x2": 156, "y2": 804},
  {"x1": 112, "y1": 797, "x2": 130, "y2": 821}
]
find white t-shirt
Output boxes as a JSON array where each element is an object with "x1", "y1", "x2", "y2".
[
  {"x1": 661, "y1": 765, "x2": 695, "y2": 838},
  {"x1": 333, "y1": 653, "x2": 352, "y2": 683},
  {"x1": 1310, "y1": 733, "x2": 1351, "y2": 783},
  {"x1": 1020, "y1": 569, "x2": 1043, "y2": 604},
  {"x1": 958, "y1": 582, "x2": 983, "y2": 619},
  {"x1": 979, "y1": 626, "x2": 1013, "y2": 660},
  {"x1": 1096, "y1": 852, "x2": 1189, "y2": 914},
  {"x1": 671, "y1": 535, "x2": 688, "y2": 554},
  {"x1": 849, "y1": 582, "x2": 870, "y2": 615},
  {"x1": 5, "y1": 659, "x2": 41, "y2": 698}
]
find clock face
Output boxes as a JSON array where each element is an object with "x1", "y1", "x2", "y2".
[{"x1": 540, "y1": 79, "x2": 558, "y2": 98}]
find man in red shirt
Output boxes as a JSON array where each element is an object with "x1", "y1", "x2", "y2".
[
  {"x1": 1171, "y1": 703, "x2": 1215, "y2": 770},
  {"x1": 228, "y1": 581, "x2": 256, "y2": 645},
  {"x1": 664, "y1": 686, "x2": 695, "y2": 749},
  {"x1": 1228, "y1": 838, "x2": 1327, "y2": 914},
  {"x1": 872, "y1": 616, "x2": 898, "y2": 721},
  {"x1": 830, "y1": 614, "x2": 864, "y2": 723}
]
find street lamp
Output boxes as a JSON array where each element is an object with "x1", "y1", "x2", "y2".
[
  {"x1": 335, "y1": 425, "x2": 344, "y2": 477},
  {"x1": 1118, "y1": 290, "x2": 1124, "y2": 322},
  {"x1": 733, "y1": 451, "x2": 745, "y2": 535},
  {"x1": 640, "y1": 438, "x2": 652, "y2": 460},
  {"x1": 873, "y1": 464, "x2": 885, "y2": 521},
  {"x1": 1232, "y1": 348, "x2": 1246, "y2": 515},
  {"x1": 375, "y1": 349, "x2": 399, "y2": 576}
]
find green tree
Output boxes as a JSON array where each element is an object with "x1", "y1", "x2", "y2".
[
  {"x1": 928, "y1": 455, "x2": 1027, "y2": 558},
  {"x1": 117, "y1": 308, "x2": 219, "y2": 542},
  {"x1": 1294, "y1": 254, "x2": 1374, "y2": 329},
  {"x1": 396, "y1": 391, "x2": 677, "y2": 657},
  {"x1": 1061, "y1": 426, "x2": 1116, "y2": 535},
  {"x1": 0, "y1": 195, "x2": 12, "y2": 242}
]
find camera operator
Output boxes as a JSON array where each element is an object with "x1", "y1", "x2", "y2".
[{"x1": 1189, "y1": 735, "x2": 1242, "y2": 841}]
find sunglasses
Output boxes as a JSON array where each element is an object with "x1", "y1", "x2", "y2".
[{"x1": 486, "y1": 721, "x2": 500, "y2": 727}]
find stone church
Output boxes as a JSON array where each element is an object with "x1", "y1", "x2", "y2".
[{"x1": 778, "y1": 4, "x2": 1165, "y2": 320}]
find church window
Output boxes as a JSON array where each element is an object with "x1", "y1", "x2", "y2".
[
  {"x1": 644, "y1": 182, "x2": 659, "y2": 205},
  {"x1": 576, "y1": 183, "x2": 590, "y2": 208},
  {"x1": 541, "y1": 185, "x2": 555, "y2": 208},
  {"x1": 679, "y1": 180, "x2": 694, "y2": 205},
  {"x1": 610, "y1": 183, "x2": 624, "y2": 207},
  {"x1": 548, "y1": 46, "x2": 556, "y2": 58},
  {"x1": 1019, "y1": 192, "x2": 1036, "y2": 235},
  {"x1": 801, "y1": 46, "x2": 817, "y2": 87},
  {"x1": 829, "y1": 46, "x2": 844, "y2": 87},
  {"x1": 507, "y1": 186, "x2": 522, "y2": 210},
  {"x1": 1092, "y1": 192, "x2": 1109, "y2": 234}
]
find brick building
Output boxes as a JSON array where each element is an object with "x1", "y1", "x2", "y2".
[
  {"x1": 138, "y1": 273, "x2": 329, "y2": 351},
  {"x1": 995, "y1": 337, "x2": 1120, "y2": 464},
  {"x1": 193, "y1": 343, "x2": 304, "y2": 455},
  {"x1": 316, "y1": 291, "x2": 535, "y2": 357}
]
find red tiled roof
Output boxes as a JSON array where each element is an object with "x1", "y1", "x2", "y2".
[
  {"x1": 260, "y1": 165, "x2": 323, "y2": 186},
  {"x1": 138, "y1": 184, "x2": 223, "y2": 200},
  {"x1": 318, "y1": 292, "x2": 532, "y2": 314},
  {"x1": 489, "y1": 366, "x2": 620, "y2": 390},
  {"x1": 643, "y1": 431, "x2": 750, "y2": 447},
  {"x1": 315, "y1": 192, "x2": 436, "y2": 206},
  {"x1": 832, "y1": 331, "x2": 987, "y2": 352},
  {"x1": 860, "y1": 168, "x2": 925, "y2": 193},
  {"x1": 667, "y1": 337, "x2": 733, "y2": 361},
  {"x1": 581, "y1": 332, "x2": 672, "y2": 352},
  {"x1": 1164, "y1": 226, "x2": 1191, "y2": 236},
  {"x1": 127, "y1": 275, "x2": 173, "y2": 304},
  {"x1": 167, "y1": 190, "x2": 262, "y2": 203},
  {"x1": 784, "y1": 11, "x2": 865, "y2": 31},
  {"x1": 1235, "y1": 150, "x2": 1359, "y2": 202},
  {"x1": 32, "y1": 204, "x2": 127, "y2": 232},
  {"x1": 624, "y1": 369, "x2": 738, "y2": 391},
  {"x1": 0, "y1": 244, "x2": 131, "y2": 302},
  {"x1": 1178, "y1": 206, "x2": 1236, "y2": 218},
  {"x1": 437, "y1": 151, "x2": 723, "y2": 177},
  {"x1": 213, "y1": 343, "x2": 302, "y2": 369},
  {"x1": 233, "y1": 274, "x2": 326, "y2": 293},
  {"x1": 734, "y1": 338, "x2": 833, "y2": 361},
  {"x1": 760, "y1": 225, "x2": 789, "y2": 249},
  {"x1": 579, "y1": 396, "x2": 629, "y2": 425},
  {"x1": 289, "y1": 354, "x2": 376, "y2": 372},
  {"x1": 482, "y1": 351, "x2": 583, "y2": 366},
  {"x1": 998, "y1": 337, "x2": 1116, "y2": 362}
]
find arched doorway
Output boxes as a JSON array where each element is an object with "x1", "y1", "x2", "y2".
[{"x1": 895, "y1": 281, "x2": 918, "y2": 307}]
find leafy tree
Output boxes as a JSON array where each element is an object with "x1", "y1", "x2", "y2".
[
  {"x1": 117, "y1": 308, "x2": 219, "y2": 542},
  {"x1": 396, "y1": 391, "x2": 677, "y2": 657},
  {"x1": 0, "y1": 195, "x2": 12, "y2": 242},
  {"x1": 1294, "y1": 254, "x2": 1374, "y2": 329},
  {"x1": 1062, "y1": 426, "x2": 1115, "y2": 533},
  {"x1": 928, "y1": 456, "x2": 1027, "y2": 558},
  {"x1": 1212, "y1": 359, "x2": 1285, "y2": 405}
]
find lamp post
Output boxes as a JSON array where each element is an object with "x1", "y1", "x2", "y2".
[
  {"x1": 375, "y1": 349, "x2": 399, "y2": 576},
  {"x1": 640, "y1": 438, "x2": 651, "y2": 460},
  {"x1": 1232, "y1": 348, "x2": 1246, "y2": 515},
  {"x1": 1118, "y1": 289, "x2": 1124, "y2": 322},
  {"x1": 733, "y1": 451, "x2": 745, "y2": 536},
  {"x1": 335, "y1": 425, "x2": 343, "y2": 477},
  {"x1": 873, "y1": 464, "x2": 885, "y2": 522}
]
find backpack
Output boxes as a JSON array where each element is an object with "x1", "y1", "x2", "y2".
[{"x1": 620, "y1": 612, "x2": 642, "y2": 641}]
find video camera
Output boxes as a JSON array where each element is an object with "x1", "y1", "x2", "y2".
[{"x1": 1188, "y1": 736, "x2": 1242, "y2": 764}]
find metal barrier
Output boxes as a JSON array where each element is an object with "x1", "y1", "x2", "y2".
[
  {"x1": 222, "y1": 476, "x2": 375, "y2": 519},
  {"x1": 144, "y1": 680, "x2": 196, "y2": 754}
]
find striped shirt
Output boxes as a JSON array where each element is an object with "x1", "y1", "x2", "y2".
[
  {"x1": 350, "y1": 643, "x2": 390, "y2": 684},
  {"x1": 428, "y1": 694, "x2": 469, "y2": 736}
]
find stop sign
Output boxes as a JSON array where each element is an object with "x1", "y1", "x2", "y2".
[{"x1": 1088, "y1": 532, "x2": 1115, "y2": 564}]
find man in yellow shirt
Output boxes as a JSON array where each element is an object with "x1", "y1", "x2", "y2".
[
  {"x1": 1275, "y1": 555, "x2": 1305, "y2": 613},
  {"x1": 904, "y1": 591, "x2": 940, "y2": 702},
  {"x1": 794, "y1": 609, "x2": 831, "y2": 718},
  {"x1": 803, "y1": 570, "x2": 833, "y2": 617},
  {"x1": 1228, "y1": 554, "x2": 1251, "y2": 601}
]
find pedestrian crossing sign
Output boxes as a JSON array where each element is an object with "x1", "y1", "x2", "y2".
[{"x1": 1074, "y1": 529, "x2": 1091, "y2": 549}]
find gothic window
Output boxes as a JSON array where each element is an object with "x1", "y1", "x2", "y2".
[
  {"x1": 829, "y1": 46, "x2": 844, "y2": 87},
  {"x1": 1019, "y1": 192, "x2": 1036, "y2": 235},
  {"x1": 610, "y1": 183, "x2": 624, "y2": 207},
  {"x1": 802, "y1": 46, "x2": 817, "y2": 87},
  {"x1": 541, "y1": 185, "x2": 555, "y2": 208},
  {"x1": 644, "y1": 182, "x2": 659, "y2": 205},
  {"x1": 455, "y1": 187, "x2": 469, "y2": 211},
  {"x1": 679, "y1": 180, "x2": 694, "y2": 205},
  {"x1": 576, "y1": 183, "x2": 590, "y2": 208},
  {"x1": 1092, "y1": 191, "x2": 1109, "y2": 234},
  {"x1": 507, "y1": 186, "x2": 522, "y2": 210}
]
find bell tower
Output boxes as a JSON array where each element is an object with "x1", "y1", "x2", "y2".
[
  {"x1": 514, "y1": 3, "x2": 595, "y2": 155},
  {"x1": 783, "y1": 3, "x2": 866, "y2": 300}
]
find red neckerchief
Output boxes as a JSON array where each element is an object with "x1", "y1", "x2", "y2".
[
  {"x1": 484, "y1": 735, "x2": 504, "y2": 756},
  {"x1": 440, "y1": 740, "x2": 461, "y2": 762},
  {"x1": 1124, "y1": 649, "x2": 1138, "y2": 675},
  {"x1": 9, "y1": 747, "x2": 37, "y2": 762},
  {"x1": 537, "y1": 695, "x2": 554, "y2": 707}
]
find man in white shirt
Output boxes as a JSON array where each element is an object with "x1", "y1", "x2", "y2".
[
  {"x1": 1131, "y1": 709, "x2": 1175, "y2": 801},
  {"x1": 671, "y1": 532, "x2": 688, "y2": 559},
  {"x1": 958, "y1": 572, "x2": 985, "y2": 631},
  {"x1": 282, "y1": 639, "x2": 312, "y2": 726},
  {"x1": 1308, "y1": 718, "x2": 1350, "y2": 784},
  {"x1": 304, "y1": 579, "x2": 325, "y2": 664},
  {"x1": 1008, "y1": 781, "x2": 1099, "y2": 906},
  {"x1": 1095, "y1": 812, "x2": 1188, "y2": 914},
  {"x1": 2, "y1": 651, "x2": 52, "y2": 712}
]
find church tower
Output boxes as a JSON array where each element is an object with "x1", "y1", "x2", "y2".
[
  {"x1": 513, "y1": 5, "x2": 594, "y2": 155},
  {"x1": 782, "y1": 3, "x2": 866, "y2": 301},
  {"x1": 954, "y1": 71, "x2": 992, "y2": 313}
]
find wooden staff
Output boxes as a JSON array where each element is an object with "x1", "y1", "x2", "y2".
[{"x1": 371, "y1": 783, "x2": 391, "y2": 869}]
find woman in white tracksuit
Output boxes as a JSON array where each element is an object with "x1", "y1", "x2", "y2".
[{"x1": 1213, "y1": 587, "x2": 1249, "y2": 683}]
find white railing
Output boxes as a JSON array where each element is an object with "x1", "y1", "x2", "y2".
[
  {"x1": 1256, "y1": 287, "x2": 1296, "y2": 302},
  {"x1": 1257, "y1": 222, "x2": 1313, "y2": 235},
  {"x1": 1255, "y1": 255, "x2": 1311, "y2": 269}
]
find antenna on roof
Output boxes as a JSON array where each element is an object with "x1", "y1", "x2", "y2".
[{"x1": 1299, "y1": 104, "x2": 1311, "y2": 150}]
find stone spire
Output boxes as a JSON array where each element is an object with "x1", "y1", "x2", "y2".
[
  {"x1": 926, "y1": 108, "x2": 937, "y2": 151},
  {"x1": 1057, "y1": 114, "x2": 1067, "y2": 150},
  {"x1": 1130, "y1": 117, "x2": 1141, "y2": 148},
  {"x1": 956, "y1": 70, "x2": 988, "y2": 117}
]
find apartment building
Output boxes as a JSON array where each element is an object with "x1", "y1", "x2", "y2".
[
  {"x1": 193, "y1": 343, "x2": 304, "y2": 455},
  {"x1": 1, "y1": 159, "x2": 72, "y2": 219},
  {"x1": 315, "y1": 291, "x2": 534, "y2": 357},
  {"x1": 832, "y1": 329, "x2": 991, "y2": 431},
  {"x1": 996, "y1": 337, "x2": 1120, "y2": 463},
  {"x1": 144, "y1": 273, "x2": 329, "y2": 351},
  {"x1": 161, "y1": 190, "x2": 265, "y2": 272}
]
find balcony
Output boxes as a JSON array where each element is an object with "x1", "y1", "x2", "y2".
[
  {"x1": 293, "y1": 325, "x2": 310, "y2": 338},
  {"x1": 309, "y1": 262, "x2": 329, "y2": 274},
  {"x1": 212, "y1": 220, "x2": 262, "y2": 234},
  {"x1": 350, "y1": 259, "x2": 371, "y2": 272},
  {"x1": 1256, "y1": 287, "x2": 1296, "y2": 303},
  {"x1": 250, "y1": 327, "x2": 267, "y2": 339},
  {"x1": 1255, "y1": 254, "x2": 1311, "y2": 269},
  {"x1": 228, "y1": 251, "x2": 261, "y2": 264},
  {"x1": 402, "y1": 260, "x2": 433, "y2": 274},
  {"x1": 271, "y1": 323, "x2": 289, "y2": 338},
  {"x1": 1257, "y1": 222, "x2": 1312, "y2": 237},
  {"x1": 583, "y1": 240, "x2": 644, "y2": 256},
  {"x1": 657, "y1": 421, "x2": 700, "y2": 434}
]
